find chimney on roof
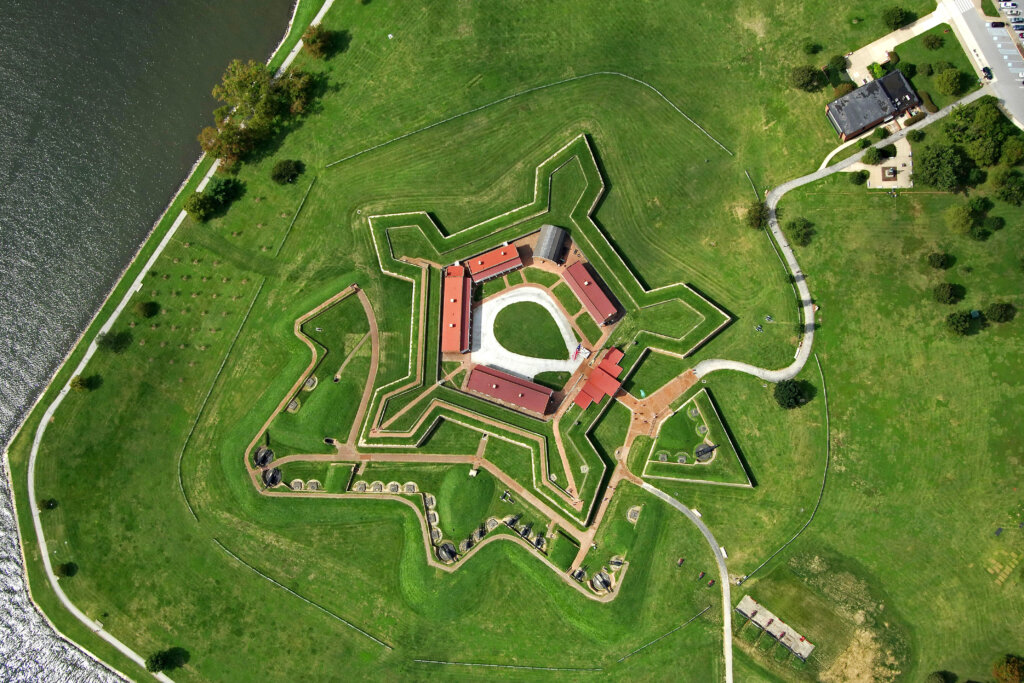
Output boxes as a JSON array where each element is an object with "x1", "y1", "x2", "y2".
[
  {"x1": 584, "y1": 280, "x2": 590, "y2": 285},
  {"x1": 492, "y1": 384, "x2": 498, "y2": 389}
]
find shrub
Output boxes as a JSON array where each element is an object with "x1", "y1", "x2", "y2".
[
  {"x1": 874, "y1": 126, "x2": 891, "y2": 140},
  {"x1": 774, "y1": 380, "x2": 810, "y2": 409},
  {"x1": 802, "y1": 40, "x2": 822, "y2": 55},
  {"x1": 860, "y1": 139, "x2": 872, "y2": 149},
  {"x1": 205, "y1": 176, "x2": 243, "y2": 205},
  {"x1": 789, "y1": 65, "x2": 823, "y2": 91},
  {"x1": 992, "y1": 167, "x2": 1024, "y2": 205},
  {"x1": 887, "y1": 50, "x2": 900, "y2": 65},
  {"x1": 862, "y1": 147, "x2": 884, "y2": 165},
  {"x1": 919, "y1": 63, "x2": 933, "y2": 76},
  {"x1": 933, "y1": 61, "x2": 955, "y2": 73},
  {"x1": 925, "y1": 672, "x2": 956, "y2": 683},
  {"x1": 184, "y1": 192, "x2": 218, "y2": 222},
  {"x1": 935, "y1": 68, "x2": 964, "y2": 96},
  {"x1": 833, "y1": 82, "x2": 856, "y2": 97},
  {"x1": 97, "y1": 330, "x2": 132, "y2": 354},
  {"x1": 881, "y1": 144, "x2": 897, "y2": 158},
  {"x1": 900, "y1": 62, "x2": 917, "y2": 78},
  {"x1": 58, "y1": 562, "x2": 78, "y2": 578},
  {"x1": 42, "y1": 498, "x2": 59, "y2": 510},
  {"x1": 133, "y1": 300, "x2": 160, "y2": 318},
  {"x1": 919, "y1": 90, "x2": 938, "y2": 113},
  {"x1": 927, "y1": 252, "x2": 952, "y2": 269},
  {"x1": 828, "y1": 54, "x2": 848, "y2": 72},
  {"x1": 271, "y1": 159, "x2": 304, "y2": 184},
  {"x1": 746, "y1": 200, "x2": 770, "y2": 229},
  {"x1": 785, "y1": 217, "x2": 815, "y2": 246},
  {"x1": 146, "y1": 648, "x2": 191, "y2": 673},
  {"x1": 302, "y1": 25, "x2": 336, "y2": 58},
  {"x1": 923, "y1": 34, "x2": 944, "y2": 50},
  {"x1": 932, "y1": 282, "x2": 963, "y2": 304},
  {"x1": 946, "y1": 310, "x2": 973, "y2": 335},
  {"x1": 968, "y1": 196, "x2": 993, "y2": 215},
  {"x1": 849, "y1": 170, "x2": 869, "y2": 184},
  {"x1": 869, "y1": 62, "x2": 887, "y2": 79},
  {"x1": 905, "y1": 112, "x2": 927, "y2": 127},
  {"x1": 907, "y1": 129, "x2": 925, "y2": 143},
  {"x1": 70, "y1": 375, "x2": 88, "y2": 392},
  {"x1": 986, "y1": 302, "x2": 1016, "y2": 322}
]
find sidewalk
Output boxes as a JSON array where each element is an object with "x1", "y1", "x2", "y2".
[{"x1": 847, "y1": 8, "x2": 951, "y2": 84}]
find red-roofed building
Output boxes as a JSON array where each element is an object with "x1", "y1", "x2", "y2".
[
  {"x1": 440, "y1": 266, "x2": 471, "y2": 354},
  {"x1": 562, "y1": 261, "x2": 618, "y2": 324},
  {"x1": 464, "y1": 244, "x2": 523, "y2": 283},
  {"x1": 573, "y1": 348, "x2": 625, "y2": 410},
  {"x1": 466, "y1": 365, "x2": 553, "y2": 414}
]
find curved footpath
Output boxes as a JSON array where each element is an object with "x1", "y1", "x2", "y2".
[{"x1": 666, "y1": 84, "x2": 992, "y2": 683}]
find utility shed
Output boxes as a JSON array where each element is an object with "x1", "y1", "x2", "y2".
[
  {"x1": 534, "y1": 224, "x2": 568, "y2": 263},
  {"x1": 735, "y1": 595, "x2": 816, "y2": 660}
]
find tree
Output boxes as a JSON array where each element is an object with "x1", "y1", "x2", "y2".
[
  {"x1": 927, "y1": 252, "x2": 952, "y2": 269},
  {"x1": 874, "y1": 126, "x2": 891, "y2": 141},
  {"x1": 42, "y1": 498, "x2": 59, "y2": 510},
  {"x1": 212, "y1": 59, "x2": 275, "y2": 126},
  {"x1": 204, "y1": 177, "x2": 242, "y2": 205},
  {"x1": 786, "y1": 217, "x2": 815, "y2": 246},
  {"x1": 198, "y1": 120, "x2": 256, "y2": 162},
  {"x1": 946, "y1": 310, "x2": 972, "y2": 335},
  {"x1": 788, "y1": 65, "x2": 823, "y2": 92},
  {"x1": 907, "y1": 129, "x2": 925, "y2": 144},
  {"x1": 934, "y1": 68, "x2": 963, "y2": 96},
  {"x1": 993, "y1": 654, "x2": 1024, "y2": 683},
  {"x1": 146, "y1": 648, "x2": 190, "y2": 673},
  {"x1": 914, "y1": 142, "x2": 971, "y2": 191},
  {"x1": 271, "y1": 159, "x2": 304, "y2": 184},
  {"x1": 302, "y1": 24, "x2": 336, "y2": 58},
  {"x1": 773, "y1": 380, "x2": 807, "y2": 409},
  {"x1": 923, "y1": 34, "x2": 944, "y2": 50},
  {"x1": 882, "y1": 6, "x2": 909, "y2": 30},
  {"x1": 97, "y1": 330, "x2": 132, "y2": 354},
  {"x1": 277, "y1": 68, "x2": 313, "y2": 115},
  {"x1": 986, "y1": 302, "x2": 1017, "y2": 322},
  {"x1": 925, "y1": 673, "x2": 956, "y2": 683},
  {"x1": 966, "y1": 134, "x2": 1002, "y2": 167},
  {"x1": 802, "y1": 40, "x2": 821, "y2": 55},
  {"x1": 58, "y1": 562, "x2": 78, "y2": 578},
  {"x1": 862, "y1": 147, "x2": 884, "y2": 165},
  {"x1": 70, "y1": 375, "x2": 89, "y2": 392},
  {"x1": 993, "y1": 167, "x2": 1024, "y2": 206},
  {"x1": 932, "y1": 282, "x2": 963, "y2": 304},
  {"x1": 828, "y1": 54, "x2": 848, "y2": 72},
  {"x1": 968, "y1": 195, "x2": 993, "y2": 215},
  {"x1": 184, "y1": 192, "x2": 218, "y2": 222},
  {"x1": 133, "y1": 300, "x2": 160, "y2": 318},
  {"x1": 944, "y1": 204, "x2": 974, "y2": 235},
  {"x1": 746, "y1": 200, "x2": 769, "y2": 229},
  {"x1": 1002, "y1": 136, "x2": 1024, "y2": 166},
  {"x1": 849, "y1": 170, "x2": 869, "y2": 185}
]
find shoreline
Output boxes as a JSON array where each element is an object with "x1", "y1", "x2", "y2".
[{"x1": 2, "y1": 0, "x2": 330, "y2": 679}]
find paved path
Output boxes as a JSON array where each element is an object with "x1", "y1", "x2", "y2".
[
  {"x1": 470, "y1": 285, "x2": 585, "y2": 379},
  {"x1": 642, "y1": 483, "x2": 732, "y2": 683},
  {"x1": 694, "y1": 84, "x2": 991, "y2": 384},
  {"x1": 847, "y1": 7, "x2": 951, "y2": 84}
]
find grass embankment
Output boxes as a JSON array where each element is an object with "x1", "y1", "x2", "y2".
[
  {"x1": 493, "y1": 301, "x2": 571, "y2": 360},
  {"x1": 7, "y1": 0, "x2": 947, "y2": 679}
]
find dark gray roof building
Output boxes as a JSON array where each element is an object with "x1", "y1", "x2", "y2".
[
  {"x1": 534, "y1": 224, "x2": 568, "y2": 263},
  {"x1": 825, "y1": 70, "x2": 920, "y2": 140}
]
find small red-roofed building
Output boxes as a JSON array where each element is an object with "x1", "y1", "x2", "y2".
[
  {"x1": 466, "y1": 365, "x2": 553, "y2": 414},
  {"x1": 440, "y1": 265, "x2": 471, "y2": 354},
  {"x1": 464, "y1": 244, "x2": 523, "y2": 283},
  {"x1": 573, "y1": 347, "x2": 625, "y2": 411},
  {"x1": 562, "y1": 260, "x2": 618, "y2": 324}
]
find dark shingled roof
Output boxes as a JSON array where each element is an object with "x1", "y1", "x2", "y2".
[{"x1": 826, "y1": 70, "x2": 920, "y2": 138}]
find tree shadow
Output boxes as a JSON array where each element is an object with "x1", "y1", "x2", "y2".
[{"x1": 163, "y1": 647, "x2": 191, "y2": 670}]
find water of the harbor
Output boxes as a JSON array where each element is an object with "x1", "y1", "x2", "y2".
[{"x1": 0, "y1": 1, "x2": 295, "y2": 678}]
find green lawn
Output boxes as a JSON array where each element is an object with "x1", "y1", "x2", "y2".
[
  {"x1": 892, "y1": 23, "x2": 980, "y2": 109},
  {"x1": 552, "y1": 281, "x2": 583, "y2": 315},
  {"x1": 523, "y1": 267, "x2": 560, "y2": 287},
  {"x1": 534, "y1": 370, "x2": 571, "y2": 390},
  {"x1": 10, "y1": 0, "x2": 995, "y2": 680},
  {"x1": 493, "y1": 301, "x2": 571, "y2": 359},
  {"x1": 623, "y1": 350, "x2": 689, "y2": 396}
]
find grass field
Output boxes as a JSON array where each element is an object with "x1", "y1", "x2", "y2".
[
  {"x1": 12, "y1": 0, "x2": 1020, "y2": 681},
  {"x1": 892, "y1": 23, "x2": 980, "y2": 109},
  {"x1": 493, "y1": 301, "x2": 571, "y2": 360}
]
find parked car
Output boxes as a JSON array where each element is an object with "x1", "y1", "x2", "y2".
[
  {"x1": 989, "y1": 21, "x2": 1006, "y2": 26},
  {"x1": 983, "y1": 66, "x2": 994, "y2": 79},
  {"x1": 1006, "y1": 10, "x2": 1021, "y2": 15},
  {"x1": 1001, "y1": 2, "x2": 1017, "y2": 7}
]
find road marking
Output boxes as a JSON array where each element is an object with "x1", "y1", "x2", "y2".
[{"x1": 954, "y1": 0, "x2": 972, "y2": 13}]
